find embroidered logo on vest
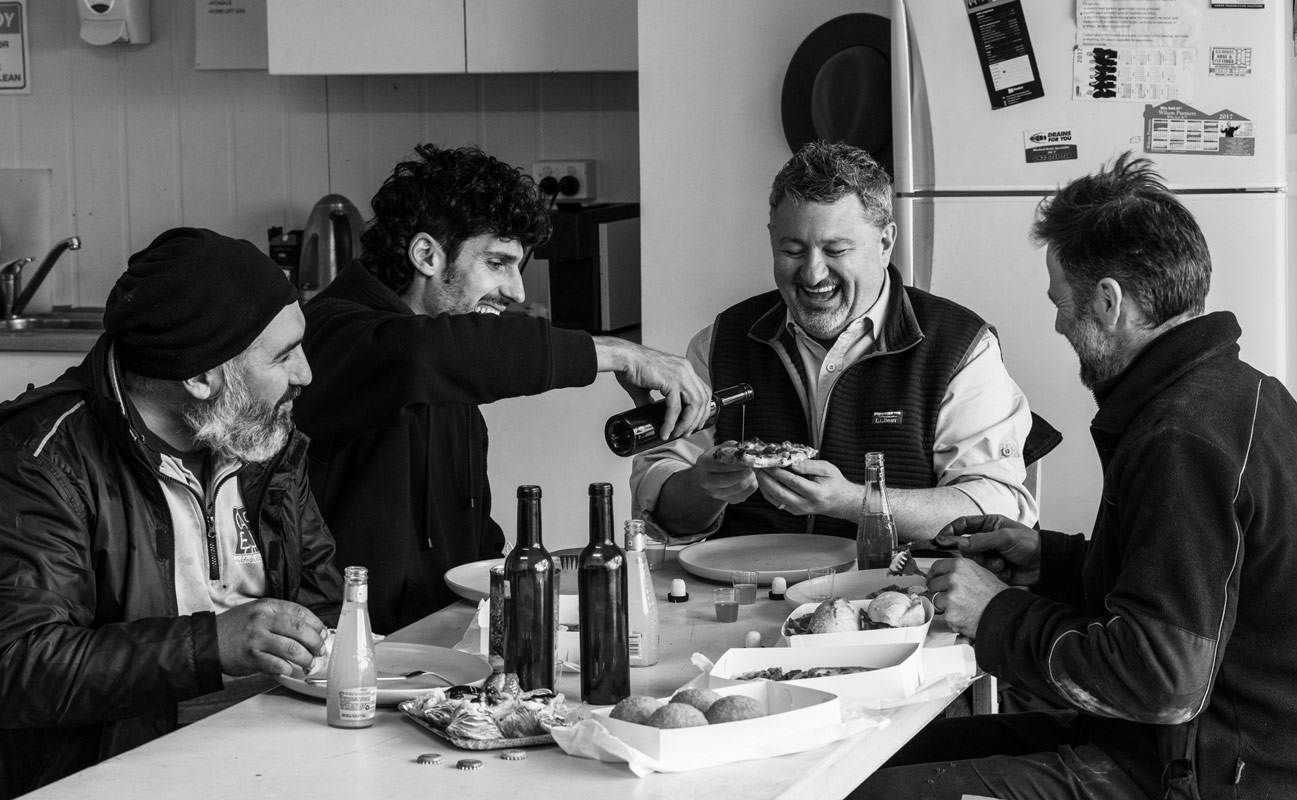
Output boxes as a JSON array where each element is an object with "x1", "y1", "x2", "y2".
[
  {"x1": 233, "y1": 506, "x2": 261, "y2": 564},
  {"x1": 872, "y1": 411, "x2": 904, "y2": 425}
]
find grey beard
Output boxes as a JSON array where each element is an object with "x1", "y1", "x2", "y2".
[{"x1": 183, "y1": 365, "x2": 292, "y2": 464}]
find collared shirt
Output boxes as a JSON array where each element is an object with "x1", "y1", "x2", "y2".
[{"x1": 630, "y1": 276, "x2": 1038, "y2": 540}]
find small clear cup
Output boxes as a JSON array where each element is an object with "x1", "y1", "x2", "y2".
[
  {"x1": 805, "y1": 566, "x2": 836, "y2": 602},
  {"x1": 731, "y1": 570, "x2": 758, "y2": 605},
  {"x1": 713, "y1": 588, "x2": 739, "y2": 622}
]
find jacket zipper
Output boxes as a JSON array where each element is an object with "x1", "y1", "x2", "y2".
[{"x1": 158, "y1": 470, "x2": 239, "y2": 583}]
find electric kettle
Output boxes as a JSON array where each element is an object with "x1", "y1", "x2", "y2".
[{"x1": 298, "y1": 194, "x2": 364, "y2": 301}]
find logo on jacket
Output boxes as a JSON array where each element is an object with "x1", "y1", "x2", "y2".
[
  {"x1": 233, "y1": 506, "x2": 261, "y2": 564},
  {"x1": 872, "y1": 411, "x2": 904, "y2": 425}
]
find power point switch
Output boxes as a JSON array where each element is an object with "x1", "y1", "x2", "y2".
[{"x1": 532, "y1": 161, "x2": 596, "y2": 202}]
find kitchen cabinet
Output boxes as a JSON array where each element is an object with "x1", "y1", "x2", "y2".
[{"x1": 267, "y1": 0, "x2": 636, "y2": 75}]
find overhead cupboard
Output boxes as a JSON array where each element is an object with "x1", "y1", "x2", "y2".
[{"x1": 266, "y1": 0, "x2": 637, "y2": 74}]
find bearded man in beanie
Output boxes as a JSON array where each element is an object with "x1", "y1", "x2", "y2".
[{"x1": 0, "y1": 228, "x2": 341, "y2": 798}]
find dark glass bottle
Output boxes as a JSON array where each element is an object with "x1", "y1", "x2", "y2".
[
  {"x1": 857, "y1": 451, "x2": 898, "y2": 569},
  {"x1": 604, "y1": 383, "x2": 755, "y2": 456},
  {"x1": 577, "y1": 482, "x2": 631, "y2": 705},
  {"x1": 503, "y1": 485, "x2": 556, "y2": 692}
]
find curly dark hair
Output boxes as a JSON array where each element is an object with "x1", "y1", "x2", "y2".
[
  {"x1": 360, "y1": 144, "x2": 553, "y2": 293},
  {"x1": 769, "y1": 141, "x2": 894, "y2": 229},
  {"x1": 1032, "y1": 151, "x2": 1210, "y2": 328}
]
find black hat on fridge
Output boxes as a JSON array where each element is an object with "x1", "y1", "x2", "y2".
[
  {"x1": 780, "y1": 13, "x2": 894, "y2": 177},
  {"x1": 104, "y1": 227, "x2": 298, "y2": 380}
]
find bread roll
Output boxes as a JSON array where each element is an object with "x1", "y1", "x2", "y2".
[{"x1": 866, "y1": 591, "x2": 926, "y2": 628}]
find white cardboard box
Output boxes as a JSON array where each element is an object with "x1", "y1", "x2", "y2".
[
  {"x1": 707, "y1": 642, "x2": 923, "y2": 702},
  {"x1": 591, "y1": 681, "x2": 841, "y2": 767},
  {"x1": 781, "y1": 597, "x2": 934, "y2": 648}
]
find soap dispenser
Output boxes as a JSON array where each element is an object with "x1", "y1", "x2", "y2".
[{"x1": 79, "y1": 0, "x2": 151, "y2": 46}]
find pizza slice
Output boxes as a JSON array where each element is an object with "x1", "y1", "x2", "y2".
[{"x1": 714, "y1": 438, "x2": 818, "y2": 469}]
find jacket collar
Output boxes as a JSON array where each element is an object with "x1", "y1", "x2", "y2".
[
  {"x1": 747, "y1": 264, "x2": 923, "y2": 353},
  {"x1": 316, "y1": 260, "x2": 414, "y2": 315},
  {"x1": 1091, "y1": 311, "x2": 1242, "y2": 439}
]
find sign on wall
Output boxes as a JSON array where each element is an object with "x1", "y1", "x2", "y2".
[{"x1": 0, "y1": 0, "x2": 29, "y2": 94}]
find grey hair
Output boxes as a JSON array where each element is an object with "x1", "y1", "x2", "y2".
[{"x1": 769, "y1": 141, "x2": 894, "y2": 229}]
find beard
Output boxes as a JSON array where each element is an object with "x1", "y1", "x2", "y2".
[
  {"x1": 182, "y1": 361, "x2": 298, "y2": 464},
  {"x1": 1063, "y1": 309, "x2": 1123, "y2": 389}
]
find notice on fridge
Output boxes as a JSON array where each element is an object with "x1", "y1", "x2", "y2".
[
  {"x1": 1023, "y1": 129, "x2": 1079, "y2": 163},
  {"x1": 0, "y1": 0, "x2": 29, "y2": 94},
  {"x1": 963, "y1": 0, "x2": 1044, "y2": 110},
  {"x1": 1143, "y1": 101, "x2": 1255, "y2": 156},
  {"x1": 1076, "y1": 0, "x2": 1200, "y2": 48},
  {"x1": 1073, "y1": 0, "x2": 1198, "y2": 102}
]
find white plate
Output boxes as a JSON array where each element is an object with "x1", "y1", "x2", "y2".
[
  {"x1": 275, "y1": 642, "x2": 491, "y2": 706},
  {"x1": 784, "y1": 567, "x2": 929, "y2": 607},
  {"x1": 444, "y1": 558, "x2": 505, "y2": 603},
  {"x1": 677, "y1": 533, "x2": 857, "y2": 586}
]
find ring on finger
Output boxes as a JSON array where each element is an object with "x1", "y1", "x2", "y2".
[
  {"x1": 931, "y1": 591, "x2": 945, "y2": 613},
  {"x1": 776, "y1": 502, "x2": 786, "y2": 511}
]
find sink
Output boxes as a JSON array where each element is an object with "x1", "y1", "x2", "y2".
[{"x1": 0, "y1": 315, "x2": 104, "y2": 332}]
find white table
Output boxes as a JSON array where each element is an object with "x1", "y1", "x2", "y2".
[{"x1": 26, "y1": 553, "x2": 980, "y2": 800}]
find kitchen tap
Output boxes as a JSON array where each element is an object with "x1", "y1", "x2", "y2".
[
  {"x1": 11, "y1": 236, "x2": 81, "y2": 318},
  {"x1": 1, "y1": 257, "x2": 34, "y2": 320}
]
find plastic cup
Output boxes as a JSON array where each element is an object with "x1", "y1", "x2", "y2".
[
  {"x1": 731, "y1": 570, "x2": 758, "y2": 605},
  {"x1": 713, "y1": 588, "x2": 739, "y2": 622},
  {"x1": 644, "y1": 537, "x2": 667, "y2": 571},
  {"x1": 806, "y1": 566, "x2": 836, "y2": 602}
]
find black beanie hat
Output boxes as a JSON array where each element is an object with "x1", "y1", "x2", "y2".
[{"x1": 104, "y1": 227, "x2": 298, "y2": 380}]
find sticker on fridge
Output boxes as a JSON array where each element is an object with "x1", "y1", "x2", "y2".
[
  {"x1": 0, "y1": 0, "x2": 28, "y2": 94},
  {"x1": 1209, "y1": 47, "x2": 1252, "y2": 76},
  {"x1": 1023, "y1": 129, "x2": 1078, "y2": 164},
  {"x1": 1143, "y1": 101, "x2": 1254, "y2": 156},
  {"x1": 963, "y1": 0, "x2": 1044, "y2": 110}
]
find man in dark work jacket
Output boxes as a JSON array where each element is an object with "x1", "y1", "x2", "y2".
[
  {"x1": 295, "y1": 144, "x2": 709, "y2": 633},
  {"x1": 632, "y1": 142, "x2": 1039, "y2": 544},
  {"x1": 856, "y1": 154, "x2": 1297, "y2": 799}
]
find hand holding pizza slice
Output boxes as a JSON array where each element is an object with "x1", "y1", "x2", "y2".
[{"x1": 713, "y1": 438, "x2": 819, "y2": 469}]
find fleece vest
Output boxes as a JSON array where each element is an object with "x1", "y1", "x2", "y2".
[{"x1": 709, "y1": 279, "x2": 988, "y2": 540}]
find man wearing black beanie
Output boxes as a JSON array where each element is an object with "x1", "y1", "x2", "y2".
[{"x1": 0, "y1": 227, "x2": 342, "y2": 798}]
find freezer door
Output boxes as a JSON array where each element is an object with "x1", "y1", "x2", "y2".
[
  {"x1": 915, "y1": 193, "x2": 1286, "y2": 535},
  {"x1": 903, "y1": 1, "x2": 1286, "y2": 191}
]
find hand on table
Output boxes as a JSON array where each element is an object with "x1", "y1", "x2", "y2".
[
  {"x1": 215, "y1": 598, "x2": 328, "y2": 677},
  {"x1": 939, "y1": 514, "x2": 1042, "y2": 586},
  {"x1": 753, "y1": 458, "x2": 857, "y2": 519}
]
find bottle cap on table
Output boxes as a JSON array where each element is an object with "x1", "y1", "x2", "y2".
[
  {"x1": 416, "y1": 753, "x2": 444, "y2": 765},
  {"x1": 501, "y1": 749, "x2": 528, "y2": 761},
  {"x1": 667, "y1": 578, "x2": 689, "y2": 602},
  {"x1": 769, "y1": 576, "x2": 787, "y2": 600},
  {"x1": 456, "y1": 758, "x2": 485, "y2": 771}
]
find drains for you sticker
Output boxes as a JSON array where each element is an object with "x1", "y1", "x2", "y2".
[{"x1": 1023, "y1": 129, "x2": 1078, "y2": 163}]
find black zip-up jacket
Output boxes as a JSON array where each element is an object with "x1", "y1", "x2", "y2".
[
  {"x1": 975, "y1": 312, "x2": 1297, "y2": 799},
  {"x1": 0, "y1": 338, "x2": 342, "y2": 798},
  {"x1": 296, "y1": 262, "x2": 598, "y2": 633}
]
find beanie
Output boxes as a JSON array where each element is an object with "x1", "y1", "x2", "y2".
[{"x1": 104, "y1": 227, "x2": 298, "y2": 380}]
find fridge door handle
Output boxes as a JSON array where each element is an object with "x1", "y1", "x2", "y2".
[{"x1": 891, "y1": 0, "x2": 914, "y2": 196}]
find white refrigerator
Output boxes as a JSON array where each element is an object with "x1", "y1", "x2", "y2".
[{"x1": 885, "y1": 0, "x2": 1288, "y2": 534}]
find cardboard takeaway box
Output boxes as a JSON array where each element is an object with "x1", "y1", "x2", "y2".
[
  {"x1": 781, "y1": 596, "x2": 934, "y2": 648},
  {"x1": 591, "y1": 681, "x2": 841, "y2": 767},
  {"x1": 707, "y1": 642, "x2": 923, "y2": 703}
]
